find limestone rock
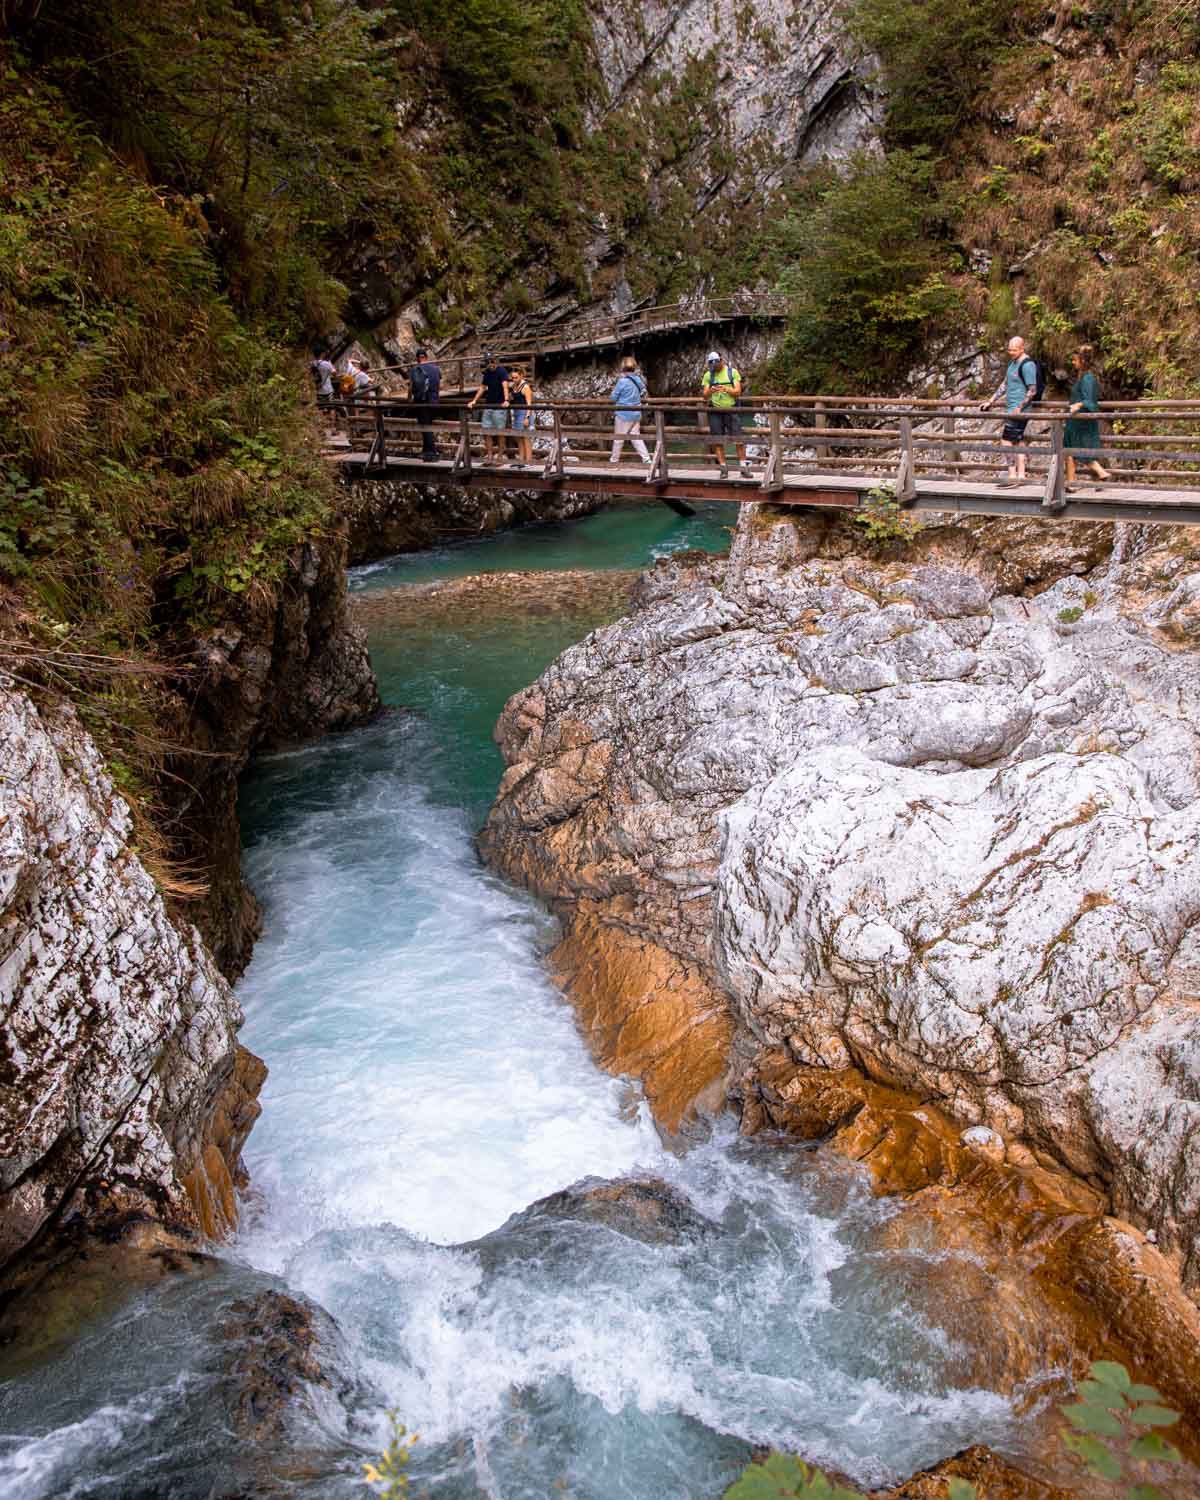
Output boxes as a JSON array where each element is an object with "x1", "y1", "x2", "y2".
[
  {"x1": 482, "y1": 506, "x2": 1200, "y2": 1289},
  {"x1": 0, "y1": 681, "x2": 263, "y2": 1272},
  {"x1": 497, "y1": 1174, "x2": 716, "y2": 1246}
]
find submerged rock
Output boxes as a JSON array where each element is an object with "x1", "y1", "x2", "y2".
[{"x1": 504, "y1": 1174, "x2": 716, "y2": 1246}]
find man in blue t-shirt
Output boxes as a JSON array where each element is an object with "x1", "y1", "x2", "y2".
[
  {"x1": 467, "y1": 352, "x2": 510, "y2": 466},
  {"x1": 981, "y1": 335, "x2": 1038, "y2": 486}
]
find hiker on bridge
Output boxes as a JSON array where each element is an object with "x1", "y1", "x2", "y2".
[
  {"x1": 981, "y1": 335, "x2": 1041, "y2": 487},
  {"x1": 409, "y1": 347, "x2": 442, "y2": 461},
  {"x1": 467, "y1": 352, "x2": 510, "y2": 467},
  {"x1": 1065, "y1": 344, "x2": 1111, "y2": 489},
  {"x1": 507, "y1": 365, "x2": 534, "y2": 469},
  {"x1": 311, "y1": 354, "x2": 335, "y2": 402},
  {"x1": 610, "y1": 356, "x2": 651, "y2": 465},
  {"x1": 702, "y1": 352, "x2": 751, "y2": 479}
]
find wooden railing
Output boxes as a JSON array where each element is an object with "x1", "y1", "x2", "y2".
[{"x1": 323, "y1": 393, "x2": 1200, "y2": 512}]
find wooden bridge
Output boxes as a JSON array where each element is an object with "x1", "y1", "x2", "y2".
[
  {"x1": 428, "y1": 294, "x2": 790, "y2": 390},
  {"x1": 324, "y1": 395, "x2": 1200, "y2": 528}
]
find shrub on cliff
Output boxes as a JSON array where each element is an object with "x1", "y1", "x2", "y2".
[
  {"x1": 766, "y1": 150, "x2": 963, "y2": 393},
  {"x1": 843, "y1": 0, "x2": 1022, "y2": 150}
]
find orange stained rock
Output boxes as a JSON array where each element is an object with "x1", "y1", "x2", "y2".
[
  {"x1": 737, "y1": 1050, "x2": 1200, "y2": 1464},
  {"x1": 550, "y1": 904, "x2": 733, "y2": 1134}
]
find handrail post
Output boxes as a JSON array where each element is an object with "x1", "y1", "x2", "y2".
[
  {"x1": 759, "y1": 411, "x2": 784, "y2": 494},
  {"x1": 896, "y1": 415, "x2": 917, "y2": 503},
  {"x1": 367, "y1": 401, "x2": 387, "y2": 470},
  {"x1": 542, "y1": 409, "x2": 565, "y2": 481},
  {"x1": 1044, "y1": 417, "x2": 1066, "y2": 512},
  {"x1": 814, "y1": 400, "x2": 829, "y2": 462},
  {"x1": 942, "y1": 410, "x2": 958, "y2": 477},
  {"x1": 453, "y1": 408, "x2": 472, "y2": 479},
  {"x1": 646, "y1": 408, "x2": 669, "y2": 484}
]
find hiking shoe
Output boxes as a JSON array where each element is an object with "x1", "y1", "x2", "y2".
[
  {"x1": 719, "y1": 465, "x2": 729, "y2": 479},
  {"x1": 739, "y1": 466, "x2": 753, "y2": 478}
]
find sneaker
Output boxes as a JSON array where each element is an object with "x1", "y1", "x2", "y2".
[
  {"x1": 719, "y1": 465, "x2": 728, "y2": 479},
  {"x1": 739, "y1": 466, "x2": 753, "y2": 478},
  {"x1": 995, "y1": 476, "x2": 1021, "y2": 488}
]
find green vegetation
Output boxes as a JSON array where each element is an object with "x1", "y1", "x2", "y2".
[
  {"x1": 765, "y1": 151, "x2": 962, "y2": 392},
  {"x1": 850, "y1": 484, "x2": 923, "y2": 546},
  {"x1": 762, "y1": 0, "x2": 1200, "y2": 399},
  {"x1": 1062, "y1": 1359, "x2": 1183, "y2": 1497},
  {"x1": 843, "y1": 0, "x2": 1020, "y2": 150},
  {"x1": 363, "y1": 1415, "x2": 417, "y2": 1497},
  {"x1": 721, "y1": 1362, "x2": 1182, "y2": 1499}
]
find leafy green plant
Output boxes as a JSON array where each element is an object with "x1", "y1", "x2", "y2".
[
  {"x1": 851, "y1": 485, "x2": 923, "y2": 545},
  {"x1": 721, "y1": 1361, "x2": 1181, "y2": 1500},
  {"x1": 1060, "y1": 1360, "x2": 1182, "y2": 1496},
  {"x1": 722, "y1": 1452, "x2": 976, "y2": 1498},
  {"x1": 1058, "y1": 605, "x2": 1084, "y2": 623}
]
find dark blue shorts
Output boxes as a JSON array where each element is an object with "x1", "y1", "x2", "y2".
[
  {"x1": 1002, "y1": 416, "x2": 1030, "y2": 444},
  {"x1": 708, "y1": 409, "x2": 742, "y2": 437}
]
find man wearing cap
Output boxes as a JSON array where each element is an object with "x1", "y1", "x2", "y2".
[
  {"x1": 702, "y1": 352, "x2": 751, "y2": 478},
  {"x1": 467, "y1": 351, "x2": 510, "y2": 467},
  {"x1": 409, "y1": 347, "x2": 442, "y2": 461}
]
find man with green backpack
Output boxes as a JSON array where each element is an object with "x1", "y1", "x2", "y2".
[{"x1": 702, "y1": 351, "x2": 752, "y2": 478}]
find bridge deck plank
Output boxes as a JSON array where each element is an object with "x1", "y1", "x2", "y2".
[{"x1": 328, "y1": 450, "x2": 1200, "y2": 513}]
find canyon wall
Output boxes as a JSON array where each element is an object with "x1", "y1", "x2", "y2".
[
  {"x1": 0, "y1": 681, "x2": 260, "y2": 1274},
  {"x1": 481, "y1": 510, "x2": 1200, "y2": 1292}
]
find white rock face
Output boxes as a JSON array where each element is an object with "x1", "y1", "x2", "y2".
[
  {"x1": 0, "y1": 680, "x2": 258, "y2": 1265},
  {"x1": 483, "y1": 513, "x2": 1200, "y2": 1287},
  {"x1": 588, "y1": 0, "x2": 875, "y2": 182}
]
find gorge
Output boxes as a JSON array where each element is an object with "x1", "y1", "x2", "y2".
[{"x1": 3, "y1": 0, "x2": 1200, "y2": 1494}]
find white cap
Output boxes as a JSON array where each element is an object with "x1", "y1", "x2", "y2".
[{"x1": 706, "y1": 350, "x2": 721, "y2": 361}]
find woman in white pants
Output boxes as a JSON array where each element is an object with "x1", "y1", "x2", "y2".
[{"x1": 609, "y1": 356, "x2": 651, "y2": 464}]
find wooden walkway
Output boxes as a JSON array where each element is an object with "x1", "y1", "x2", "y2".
[
  {"x1": 431, "y1": 294, "x2": 789, "y2": 387},
  {"x1": 325, "y1": 395, "x2": 1200, "y2": 528}
]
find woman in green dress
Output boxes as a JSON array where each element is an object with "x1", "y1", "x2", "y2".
[{"x1": 1064, "y1": 344, "x2": 1111, "y2": 487}]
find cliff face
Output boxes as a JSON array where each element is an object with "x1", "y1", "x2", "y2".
[
  {"x1": 167, "y1": 529, "x2": 381, "y2": 976},
  {"x1": 340, "y1": 477, "x2": 607, "y2": 566},
  {"x1": 0, "y1": 681, "x2": 263, "y2": 1275},
  {"x1": 480, "y1": 510, "x2": 1200, "y2": 1291}
]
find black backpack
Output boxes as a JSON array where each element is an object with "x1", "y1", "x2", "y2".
[
  {"x1": 409, "y1": 363, "x2": 431, "y2": 402},
  {"x1": 1018, "y1": 355, "x2": 1046, "y2": 404}
]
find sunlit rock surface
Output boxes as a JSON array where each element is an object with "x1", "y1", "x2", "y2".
[
  {"x1": 481, "y1": 510, "x2": 1200, "y2": 1288},
  {"x1": 0, "y1": 680, "x2": 262, "y2": 1269}
]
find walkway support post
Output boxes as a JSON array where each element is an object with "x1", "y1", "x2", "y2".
[
  {"x1": 1044, "y1": 418, "x2": 1067, "y2": 512},
  {"x1": 646, "y1": 409, "x2": 669, "y2": 485},
  {"x1": 759, "y1": 411, "x2": 785, "y2": 494},
  {"x1": 453, "y1": 409, "x2": 473, "y2": 480},
  {"x1": 896, "y1": 415, "x2": 917, "y2": 503}
]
